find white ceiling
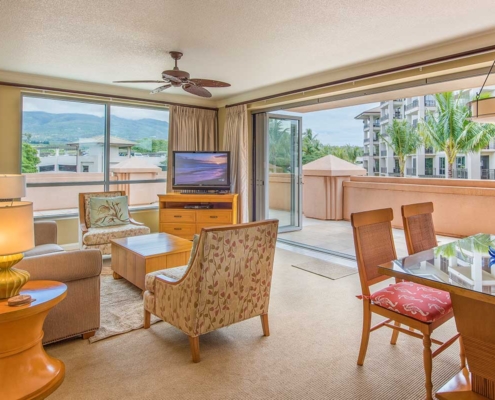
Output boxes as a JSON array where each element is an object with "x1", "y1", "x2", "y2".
[{"x1": 1, "y1": 0, "x2": 495, "y2": 101}]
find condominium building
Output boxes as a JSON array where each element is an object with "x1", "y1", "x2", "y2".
[{"x1": 357, "y1": 96, "x2": 495, "y2": 180}]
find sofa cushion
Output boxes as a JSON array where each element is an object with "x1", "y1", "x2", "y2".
[
  {"x1": 82, "y1": 224, "x2": 150, "y2": 246},
  {"x1": 370, "y1": 281, "x2": 452, "y2": 323},
  {"x1": 145, "y1": 265, "x2": 188, "y2": 293},
  {"x1": 24, "y1": 244, "x2": 64, "y2": 258},
  {"x1": 89, "y1": 196, "x2": 130, "y2": 227}
]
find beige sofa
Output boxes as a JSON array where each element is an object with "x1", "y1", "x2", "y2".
[{"x1": 18, "y1": 221, "x2": 102, "y2": 344}]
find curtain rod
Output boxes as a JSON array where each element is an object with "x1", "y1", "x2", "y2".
[
  {"x1": 225, "y1": 44, "x2": 495, "y2": 108},
  {"x1": 0, "y1": 81, "x2": 219, "y2": 111}
]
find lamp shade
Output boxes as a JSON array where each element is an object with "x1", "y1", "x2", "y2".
[
  {"x1": 0, "y1": 202, "x2": 34, "y2": 255},
  {"x1": 0, "y1": 174, "x2": 26, "y2": 199},
  {"x1": 469, "y1": 97, "x2": 495, "y2": 124}
]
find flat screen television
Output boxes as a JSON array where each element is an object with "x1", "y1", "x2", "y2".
[{"x1": 172, "y1": 151, "x2": 231, "y2": 191}]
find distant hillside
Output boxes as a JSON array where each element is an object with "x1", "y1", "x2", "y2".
[{"x1": 22, "y1": 111, "x2": 169, "y2": 143}]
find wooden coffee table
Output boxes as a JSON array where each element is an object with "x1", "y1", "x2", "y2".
[{"x1": 111, "y1": 233, "x2": 193, "y2": 290}]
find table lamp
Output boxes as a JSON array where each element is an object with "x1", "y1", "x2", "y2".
[{"x1": 0, "y1": 174, "x2": 34, "y2": 299}]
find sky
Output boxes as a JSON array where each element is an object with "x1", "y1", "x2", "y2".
[
  {"x1": 277, "y1": 102, "x2": 379, "y2": 146},
  {"x1": 23, "y1": 96, "x2": 169, "y2": 121}
]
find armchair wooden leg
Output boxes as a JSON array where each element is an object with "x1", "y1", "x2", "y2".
[
  {"x1": 189, "y1": 336, "x2": 200, "y2": 363},
  {"x1": 357, "y1": 302, "x2": 372, "y2": 366},
  {"x1": 144, "y1": 309, "x2": 151, "y2": 329},
  {"x1": 112, "y1": 271, "x2": 122, "y2": 280},
  {"x1": 390, "y1": 321, "x2": 400, "y2": 345},
  {"x1": 82, "y1": 331, "x2": 96, "y2": 340},
  {"x1": 459, "y1": 336, "x2": 466, "y2": 369},
  {"x1": 260, "y1": 314, "x2": 270, "y2": 337},
  {"x1": 423, "y1": 333, "x2": 433, "y2": 400}
]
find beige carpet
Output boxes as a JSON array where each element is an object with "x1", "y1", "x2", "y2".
[
  {"x1": 89, "y1": 267, "x2": 161, "y2": 343},
  {"x1": 46, "y1": 247, "x2": 461, "y2": 400},
  {"x1": 292, "y1": 257, "x2": 358, "y2": 280}
]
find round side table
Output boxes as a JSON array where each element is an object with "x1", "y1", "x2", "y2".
[{"x1": 0, "y1": 280, "x2": 67, "y2": 400}]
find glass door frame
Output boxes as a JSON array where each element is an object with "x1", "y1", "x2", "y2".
[{"x1": 253, "y1": 112, "x2": 302, "y2": 233}]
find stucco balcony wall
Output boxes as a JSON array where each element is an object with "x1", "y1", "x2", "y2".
[{"x1": 343, "y1": 176, "x2": 495, "y2": 237}]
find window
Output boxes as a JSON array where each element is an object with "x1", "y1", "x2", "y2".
[
  {"x1": 21, "y1": 95, "x2": 169, "y2": 214},
  {"x1": 439, "y1": 157, "x2": 446, "y2": 175},
  {"x1": 456, "y1": 156, "x2": 466, "y2": 169}
]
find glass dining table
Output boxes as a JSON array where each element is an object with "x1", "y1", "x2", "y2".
[{"x1": 378, "y1": 233, "x2": 495, "y2": 400}]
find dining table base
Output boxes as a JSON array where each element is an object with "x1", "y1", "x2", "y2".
[{"x1": 436, "y1": 368, "x2": 488, "y2": 399}]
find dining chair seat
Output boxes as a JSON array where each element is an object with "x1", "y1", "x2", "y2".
[{"x1": 371, "y1": 281, "x2": 453, "y2": 323}]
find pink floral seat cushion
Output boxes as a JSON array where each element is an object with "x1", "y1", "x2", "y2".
[{"x1": 370, "y1": 281, "x2": 452, "y2": 323}]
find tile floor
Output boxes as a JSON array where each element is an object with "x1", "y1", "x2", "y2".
[{"x1": 272, "y1": 211, "x2": 457, "y2": 259}]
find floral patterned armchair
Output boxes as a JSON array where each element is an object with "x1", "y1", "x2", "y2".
[
  {"x1": 143, "y1": 219, "x2": 278, "y2": 362},
  {"x1": 78, "y1": 191, "x2": 150, "y2": 255}
]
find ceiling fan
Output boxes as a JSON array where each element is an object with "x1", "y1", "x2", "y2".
[{"x1": 113, "y1": 51, "x2": 230, "y2": 98}]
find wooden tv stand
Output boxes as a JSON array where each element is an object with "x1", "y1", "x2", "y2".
[{"x1": 158, "y1": 193, "x2": 238, "y2": 240}]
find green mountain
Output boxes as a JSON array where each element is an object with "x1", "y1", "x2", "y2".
[{"x1": 22, "y1": 111, "x2": 169, "y2": 143}]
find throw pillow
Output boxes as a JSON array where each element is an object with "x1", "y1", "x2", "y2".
[
  {"x1": 187, "y1": 234, "x2": 200, "y2": 268},
  {"x1": 89, "y1": 196, "x2": 130, "y2": 228}
]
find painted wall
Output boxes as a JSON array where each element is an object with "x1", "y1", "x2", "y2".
[
  {"x1": 0, "y1": 85, "x2": 22, "y2": 173},
  {"x1": 343, "y1": 176, "x2": 495, "y2": 237}
]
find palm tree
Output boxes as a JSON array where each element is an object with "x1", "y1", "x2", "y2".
[
  {"x1": 379, "y1": 119, "x2": 421, "y2": 177},
  {"x1": 342, "y1": 144, "x2": 363, "y2": 164},
  {"x1": 419, "y1": 91, "x2": 495, "y2": 178}
]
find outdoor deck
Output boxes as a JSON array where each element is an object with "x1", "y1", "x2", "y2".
[{"x1": 273, "y1": 212, "x2": 457, "y2": 259}]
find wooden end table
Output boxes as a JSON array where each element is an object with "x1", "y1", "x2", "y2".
[
  {"x1": 0, "y1": 280, "x2": 67, "y2": 400},
  {"x1": 111, "y1": 233, "x2": 193, "y2": 290}
]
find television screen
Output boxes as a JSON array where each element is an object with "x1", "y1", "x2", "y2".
[{"x1": 173, "y1": 152, "x2": 230, "y2": 189}]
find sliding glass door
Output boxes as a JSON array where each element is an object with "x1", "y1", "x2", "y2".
[{"x1": 254, "y1": 112, "x2": 302, "y2": 232}]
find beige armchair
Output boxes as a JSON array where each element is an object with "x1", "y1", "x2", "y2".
[
  {"x1": 143, "y1": 220, "x2": 279, "y2": 362},
  {"x1": 78, "y1": 191, "x2": 150, "y2": 255},
  {"x1": 24, "y1": 221, "x2": 64, "y2": 257}
]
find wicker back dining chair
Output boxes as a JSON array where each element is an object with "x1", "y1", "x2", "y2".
[
  {"x1": 402, "y1": 202, "x2": 438, "y2": 255},
  {"x1": 351, "y1": 208, "x2": 464, "y2": 400}
]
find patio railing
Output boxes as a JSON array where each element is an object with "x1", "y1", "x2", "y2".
[
  {"x1": 380, "y1": 150, "x2": 387, "y2": 156},
  {"x1": 481, "y1": 169, "x2": 495, "y2": 180},
  {"x1": 452, "y1": 169, "x2": 468, "y2": 179},
  {"x1": 405, "y1": 100, "x2": 419, "y2": 111},
  {"x1": 406, "y1": 168, "x2": 417, "y2": 176}
]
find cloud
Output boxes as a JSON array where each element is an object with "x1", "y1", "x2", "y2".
[{"x1": 276, "y1": 102, "x2": 379, "y2": 146}]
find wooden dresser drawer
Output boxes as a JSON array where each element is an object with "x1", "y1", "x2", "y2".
[
  {"x1": 196, "y1": 210, "x2": 232, "y2": 224},
  {"x1": 196, "y1": 222, "x2": 229, "y2": 233},
  {"x1": 161, "y1": 209, "x2": 196, "y2": 223},
  {"x1": 160, "y1": 223, "x2": 196, "y2": 237}
]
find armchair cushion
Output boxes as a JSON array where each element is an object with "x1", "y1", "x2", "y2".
[
  {"x1": 83, "y1": 191, "x2": 124, "y2": 228},
  {"x1": 371, "y1": 281, "x2": 452, "y2": 323},
  {"x1": 145, "y1": 265, "x2": 188, "y2": 292},
  {"x1": 34, "y1": 221, "x2": 58, "y2": 246},
  {"x1": 89, "y1": 196, "x2": 130, "y2": 228},
  {"x1": 24, "y1": 244, "x2": 64, "y2": 258},
  {"x1": 82, "y1": 224, "x2": 150, "y2": 246}
]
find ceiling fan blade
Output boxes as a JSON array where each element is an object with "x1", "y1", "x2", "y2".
[
  {"x1": 150, "y1": 84, "x2": 172, "y2": 94},
  {"x1": 161, "y1": 73, "x2": 182, "y2": 84},
  {"x1": 113, "y1": 80, "x2": 166, "y2": 83},
  {"x1": 183, "y1": 84, "x2": 212, "y2": 98},
  {"x1": 189, "y1": 79, "x2": 231, "y2": 87}
]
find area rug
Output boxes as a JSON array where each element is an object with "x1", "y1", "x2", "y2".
[
  {"x1": 291, "y1": 257, "x2": 358, "y2": 280},
  {"x1": 89, "y1": 262, "x2": 161, "y2": 343}
]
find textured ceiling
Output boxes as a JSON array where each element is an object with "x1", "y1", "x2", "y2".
[{"x1": 1, "y1": 0, "x2": 495, "y2": 101}]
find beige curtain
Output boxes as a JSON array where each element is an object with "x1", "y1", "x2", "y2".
[
  {"x1": 167, "y1": 105, "x2": 218, "y2": 192},
  {"x1": 223, "y1": 105, "x2": 249, "y2": 223}
]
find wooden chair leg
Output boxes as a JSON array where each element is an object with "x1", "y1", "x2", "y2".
[
  {"x1": 423, "y1": 333, "x2": 433, "y2": 400},
  {"x1": 260, "y1": 314, "x2": 270, "y2": 337},
  {"x1": 357, "y1": 302, "x2": 372, "y2": 366},
  {"x1": 390, "y1": 321, "x2": 400, "y2": 345},
  {"x1": 144, "y1": 309, "x2": 151, "y2": 329},
  {"x1": 459, "y1": 336, "x2": 466, "y2": 369},
  {"x1": 82, "y1": 331, "x2": 96, "y2": 339},
  {"x1": 189, "y1": 336, "x2": 200, "y2": 363}
]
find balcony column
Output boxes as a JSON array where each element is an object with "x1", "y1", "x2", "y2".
[
  {"x1": 417, "y1": 147, "x2": 425, "y2": 176},
  {"x1": 467, "y1": 153, "x2": 481, "y2": 179}
]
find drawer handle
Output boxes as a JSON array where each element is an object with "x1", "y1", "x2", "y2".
[
  {"x1": 210, "y1": 216, "x2": 218, "y2": 219},
  {"x1": 174, "y1": 228, "x2": 182, "y2": 231},
  {"x1": 174, "y1": 215, "x2": 182, "y2": 218}
]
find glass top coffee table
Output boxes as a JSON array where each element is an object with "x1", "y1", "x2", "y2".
[{"x1": 379, "y1": 233, "x2": 495, "y2": 399}]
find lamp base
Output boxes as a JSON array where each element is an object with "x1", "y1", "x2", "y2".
[{"x1": 0, "y1": 253, "x2": 30, "y2": 299}]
